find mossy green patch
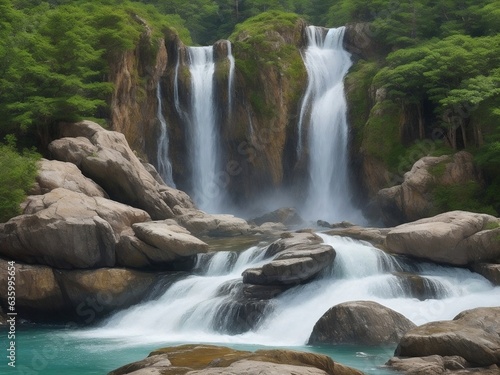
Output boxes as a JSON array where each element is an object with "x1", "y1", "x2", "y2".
[{"x1": 432, "y1": 181, "x2": 497, "y2": 216}]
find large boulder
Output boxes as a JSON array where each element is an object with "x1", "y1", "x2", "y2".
[
  {"x1": 0, "y1": 258, "x2": 158, "y2": 322},
  {"x1": 472, "y1": 263, "x2": 500, "y2": 285},
  {"x1": 385, "y1": 211, "x2": 500, "y2": 266},
  {"x1": 308, "y1": 301, "x2": 416, "y2": 346},
  {"x1": 0, "y1": 188, "x2": 150, "y2": 269},
  {"x1": 395, "y1": 307, "x2": 500, "y2": 367},
  {"x1": 49, "y1": 120, "x2": 194, "y2": 220},
  {"x1": 376, "y1": 152, "x2": 482, "y2": 226},
  {"x1": 250, "y1": 207, "x2": 304, "y2": 226},
  {"x1": 108, "y1": 344, "x2": 364, "y2": 375},
  {"x1": 32, "y1": 158, "x2": 107, "y2": 197},
  {"x1": 386, "y1": 355, "x2": 472, "y2": 375},
  {"x1": 242, "y1": 232, "x2": 335, "y2": 289}
]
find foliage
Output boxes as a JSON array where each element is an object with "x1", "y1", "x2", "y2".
[
  {"x1": 432, "y1": 181, "x2": 497, "y2": 216},
  {"x1": 0, "y1": 136, "x2": 41, "y2": 223}
]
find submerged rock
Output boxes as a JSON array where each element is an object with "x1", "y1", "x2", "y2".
[
  {"x1": 308, "y1": 301, "x2": 416, "y2": 346},
  {"x1": 385, "y1": 211, "x2": 500, "y2": 266},
  {"x1": 108, "y1": 344, "x2": 364, "y2": 375},
  {"x1": 395, "y1": 307, "x2": 500, "y2": 367}
]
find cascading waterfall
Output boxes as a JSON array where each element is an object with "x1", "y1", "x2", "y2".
[
  {"x1": 186, "y1": 46, "x2": 224, "y2": 212},
  {"x1": 297, "y1": 26, "x2": 363, "y2": 223},
  {"x1": 155, "y1": 83, "x2": 175, "y2": 187},
  {"x1": 226, "y1": 40, "x2": 235, "y2": 115},
  {"x1": 84, "y1": 234, "x2": 500, "y2": 347}
]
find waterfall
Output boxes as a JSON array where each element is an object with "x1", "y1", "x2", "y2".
[
  {"x1": 187, "y1": 46, "x2": 224, "y2": 212},
  {"x1": 297, "y1": 26, "x2": 363, "y2": 223},
  {"x1": 84, "y1": 234, "x2": 500, "y2": 346},
  {"x1": 226, "y1": 41, "x2": 235, "y2": 115},
  {"x1": 155, "y1": 83, "x2": 175, "y2": 187}
]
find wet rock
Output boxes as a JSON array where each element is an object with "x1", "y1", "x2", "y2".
[
  {"x1": 108, "y1": 344, "x2": 364, "y2": 375},
  {"x1": 472, "y1": 263, "x2": 500, "y2": 285},
  {"x1": 308, "y1": 301, "x2": 416, "y2": 345}
]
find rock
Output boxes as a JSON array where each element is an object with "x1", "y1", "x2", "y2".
[
  {"x1": 0, "y1": 258, "x2": 66, "y2": 318},
  {"x1": 108, "y1": 344, "x2": 364, "y2": 375},
  {"x1": 55, "y1": 267, "x2": 158, "y2": 321},
  {"x1": 325, "y1": 226, "x2": 390, "y2": 248},
  {"x1": 132, "y1": 221, "x2": 209, "y2": 258},
  {"x1": 174, "y1": 207, "x2": 251, "y2": 237},
  {"x1": 308, "y1": 301, "x2": 416, "y2": 346},
  {"x1": 0, "y1": 306, "x2": 6, "y2": 325},
  {"x1": 49, "y1": 120, "x2": 194, "y2": 220},
  {"x1": 32, "y1": 158, "x2": 107, "y2": 197},
  {"x1": 395, "y1": 307, "x2": 500, "y2": 367},
  {"x1": 250, "y1": 207, "x2": 304, "y2": 226},
  {"x1": 393, "y1": 273, "x2": 447, "y2": 300},
  {"x1": 385, "y1": 211, "x2": 500, "y2": 266},
  {"x1": 386, "y1": 355, "x2": 470, "y2": 375},
  {"x1": 242, "y1": 233, "x2": 335, "y2": 288},
  {"x1": 242, "y1": 284, "x2": 289, "y2": 299},
  {"x1": 344, "y1": 23, "x2": 382, "y2": 60},
  {"x1": 0, "y1": 188, "x2": 150, "y2": 269},
  {"x1": 472, "y1": 263, "x2": 500, "y2": 285},
  {"x1": 376, "y1": 152, "x2": 482, "y2": 226},
  {"x1": 318, "y1": 220, "x2": 355, "y2": 229},
  {"x1": 250, "y1": 221, "x2": 288, "y2": 235}
]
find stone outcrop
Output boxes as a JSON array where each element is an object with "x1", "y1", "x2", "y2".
[
  {"x1": 0, "y1": 258, "x2": 158, "y2": 322},
  {"x1": 308, "y1": 301, "x2": 416, "y2": 346},
  {"x1": 173, "y1": 207, "x2": 251, "y2": 237},
  {"x1": 376, "y1": 152, "x2": 482, "y2": 226},
  {"x1": 108, "y1": 344, "x2": 364, "y2": 375},
  {"x1": 394, "y1": 307, "x2": 500, "y2": 367},
  {"x1": 385, "y1": 211, "x2": 500, "y2": 266},
  {"x1": 242, "y1": 232, "x2": 335, "y2": 297},
  {"x1": 386, "y1": 355, "x2": 472, "y2": 375},
  {"x1": 49, "y1": 120, "x2": 194, "y2": 220},
  {"x1": 31, "y1": 158, "x2": 107, "y2": 197},
  {"x1": 344, "y1": 23, "x2": 383, "y2": 60},
  {"x1": 0, "y1": 188, "x2": 150, "y2": 269}
]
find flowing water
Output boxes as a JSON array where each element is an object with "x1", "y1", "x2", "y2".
[
  {"x1": 43, "y1": 234, "x2": 498, "y2": 374},
  {"x1": 226, "y1": 40, "x2": 235, "y2": 116},
  {"x1": 155, "y1": 83, "x2": 175, "y2": 187},
  {"x1": 186, "y1": 46, "x2": 224, "y2": 212},
  {"x1": 297, "y1": 26, "x2": 364, "y2": 224}
]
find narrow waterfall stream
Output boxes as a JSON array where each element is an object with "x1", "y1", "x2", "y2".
[
  {"x1": 155, "y1": 83, "x2": 175, "y2": 187},
  {"x1": 226, "y1": 40, "x2": 235, "y2": 116},
  {"x1": 81, "y1": 234, "x2": 499, "y2": 348},
  {"x1": 186, "y1": 46, "x2": 223, "y2": 212},
  {"x1": 297, "y1": 26, "x2": 364, "y2": 223}
]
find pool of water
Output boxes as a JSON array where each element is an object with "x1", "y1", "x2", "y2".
[{"x1": 1, "y1": 325, "x2": 396, "y2": 374}]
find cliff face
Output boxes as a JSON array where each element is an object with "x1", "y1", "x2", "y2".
[{"x1": 109, "y1": 20, "x2": 167, "y2": 164}]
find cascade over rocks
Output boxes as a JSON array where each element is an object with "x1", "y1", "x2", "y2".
[
  {"x1": 308, "y1": 301, "x2": 416, "y2": 346},
  {"x1": 242, "y1": 232, "x2": 335, "y2": 296},
  {"x1": 108, "y1": 344, "x2": 364, "y2": 375},
  {"x1": 385, "y1": 211, "x2": 500, "y2": 266},
  {"x1": 376, "y1": 152, "x2": 482, "y2": 226},
  {"x1": 393, "y1": 307, "x2": 500, "y2": 367}
]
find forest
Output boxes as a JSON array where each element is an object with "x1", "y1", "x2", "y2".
[{"x1": 0, "y1": 0, "x2": 499, "y2": 220}]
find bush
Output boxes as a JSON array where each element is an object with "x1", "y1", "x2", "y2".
[{"x1": 0, "y1": 135, "x2": 40, "y2": 223}]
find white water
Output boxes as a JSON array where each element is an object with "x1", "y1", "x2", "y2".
[
  {"x1": 82, "y1": 234, "x2": 500, "y2": 347},
  {"x1": 226, "y1": 40, "x2": 235, "y2": 115},
  {"x1": 298, "y1": 26, "x2": 364, "y2": 224},
  {"x1": 187, "y1": 46, "x2": 224, "y2": 212},
  {"x1": 155, "y1": 83, "x2": 175, "y2": 187}
]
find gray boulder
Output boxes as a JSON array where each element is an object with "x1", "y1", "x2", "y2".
[
  {"x1": 385, "y1": 211, "x2": 500, "y2": 266},
  {"x1": 472, "y1": 263, "x2": 500, "y2": 285},
  {"x1": 308, "y1": 301, "x2": 416, "y2": 345}
]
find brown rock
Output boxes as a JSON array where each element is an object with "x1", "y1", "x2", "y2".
[
  {"x1": 0, "y1": 188, "x2": 150, "y2": 269},
  {"x1": 385, "y1": 211, "x2": 500, "y2": 266},
  {"x1": 308, "y1": 301, "x2": 416, "y2": 345},
  {"x1": 251, "y1": 207, "x2": 304, "y2": 226},
  {"x1": 395, "y1": 307, "x2": 500, "y2": 367},
  {"x1": 386, "y1": 355, "x2": 469, "y2": 375},
  {"x1": 472, "y1": 263, "x2": 500, "y2": 285}
]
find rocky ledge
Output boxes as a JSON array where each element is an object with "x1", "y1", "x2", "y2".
[{"x1": 108, "y1": 344, "x2": 364, "y2": 375}]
